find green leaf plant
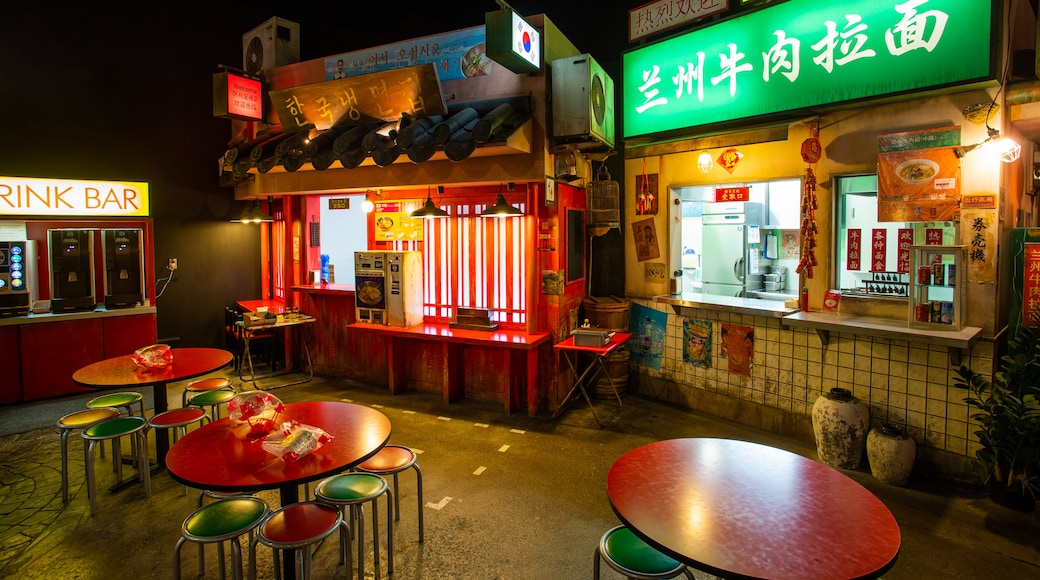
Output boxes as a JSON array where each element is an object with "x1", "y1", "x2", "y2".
[{"x1": 953, "y1": 321, "x2": 1040, "y2": 499}]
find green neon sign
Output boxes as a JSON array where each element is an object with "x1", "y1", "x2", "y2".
[{"x1": 622, "y1": 0, "x2": 994, "y2": 138}]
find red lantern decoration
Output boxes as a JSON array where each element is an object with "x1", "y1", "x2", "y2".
[{"x1": 801, "y1": 124, "x2": 822, "y2": 164}]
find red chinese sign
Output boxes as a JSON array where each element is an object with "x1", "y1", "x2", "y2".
[
  {"x1": 925, "y1": 228, "x2": 943, "y2": 245},
  {"x1": 871, "y1": 228, "x2": 887, "y2": 272},
  {"x1": 847, "y1": 229, "x2": 862, "y2": 270},
  {"x1": 1023, "y1": 243, "x2": 1040, "y2": 327},
  {"x1": 715, "y1": 186, "x2": 749, "y2": 203},
  {"x1": 897, "y1": 228, "x2": 913, "y2": 272},
  {"x1": 717, "y1": 148, "x2": 743, "y2": 173}
]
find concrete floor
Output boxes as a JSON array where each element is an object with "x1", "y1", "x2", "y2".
[{"x1": 1, "y1": 369, "x2": 1039, "y2": 579}]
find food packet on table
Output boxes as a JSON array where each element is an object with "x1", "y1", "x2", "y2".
[
  {"x1": 228, "y1": 391, "x2": 285, "y2": 436},
  {"x1": 131, "y1": 344, "x2": 173, "y2": 370},
  {"x1": 261, "y1": 421, "x2": 333, "y2": 463}
]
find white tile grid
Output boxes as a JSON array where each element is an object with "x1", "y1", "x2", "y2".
[{"x1": 636, "y1": 298, "x2": 992, "y2": 461}]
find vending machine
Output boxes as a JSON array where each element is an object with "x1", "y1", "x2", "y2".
[
  {"x1": 103, "y1": 228, "x2": 144, "y2": 309},
  {"x1": 48, "y1": 229, "x2": 96, "y2": 313},
  {"x1": 385, "y1": 250, "x2": 423, "y2": 327},
  {"x1": 355, "y1": 251, "x2": 388, "y2": 324},
  {"x1": 0, "y1": 240, "x2": 37, "y2": 317}
]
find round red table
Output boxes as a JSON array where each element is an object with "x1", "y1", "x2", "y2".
[
  {"x1": 165, "y1": 400, "x2": 390, "y2": 580},
  {"x1": 72, "y1": 347, "x2": 233, "y2": 465},
  {"x1": 607, "y1": 438, "x2": 901, "y2": 580}
]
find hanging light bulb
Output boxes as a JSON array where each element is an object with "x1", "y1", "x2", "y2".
[
  {"x1": 362, "y1": 190, "x2": 376, "y2": 213},
  {"x1": 411, "y1": 185, "x2": 449, "y2": 218},
  {"x1": 481, "y1": 182, "x2": 523, "y2": 217},
  {"x1": 697, "y1": 152, "x2": 713, "y2": 173}
]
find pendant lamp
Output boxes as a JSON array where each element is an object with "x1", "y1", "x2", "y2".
[
  {"x1": 231, "y1": 198, "x2": 274, "y2": 223},
  {"x1": 411, "y1": 185, "x2": 449, "y2": 218},
  {"x1": 481, "y1": 182, "x2": 523, "y2": 217}
]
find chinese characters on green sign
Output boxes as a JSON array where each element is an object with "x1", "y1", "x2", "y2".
[{"x1": 622, "y1": 0, "x2": 993, "y2": 138}]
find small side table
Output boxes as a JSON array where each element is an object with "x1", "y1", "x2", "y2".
[{"x1": 552, "y1": 332, "x2": 631, "y2": 427}]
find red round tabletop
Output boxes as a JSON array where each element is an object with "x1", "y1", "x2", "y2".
[
  {"x1": 165, "y1": 401, "x2": 391, "y2": 501},
  {"x1": 72, "y1": 347, "x2": 233, "y2": 465},
  {"x1": 607, "y1": 438, "x2": 901, "y2": 580}
]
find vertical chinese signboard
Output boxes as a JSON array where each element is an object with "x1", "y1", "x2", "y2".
[
  {"x1": 870, "y1": 228, "x2": 887, "y2": 272},
  {"x1": 897, "y1": 228, "x2": 913, "y2": 273},
  {"x1": 846, "y1": 229, "x2": 861, "y2": 270}
]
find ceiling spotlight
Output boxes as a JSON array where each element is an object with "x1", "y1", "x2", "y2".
[{"x1": 231, "y1": 198, "x2": 274, "y2": 223}]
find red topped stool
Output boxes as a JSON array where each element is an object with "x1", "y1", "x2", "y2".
[
  {"x1": 148, "y1": 407, "x2": 207, "y2": 495},
  {"x1": 356, "y1": 445, "x2": 424, "y2": 543},
  {"x1": 56, "y1": 407, "x2": 120, "y2": 503},
  {"x1": 248, "y1": 501, "x2": 351, "y2": 580},
  {"x1": 181, "y1": 376, "x2": 234, "y2": 408},
  {"x1": 594, "y1": 525, "x2": 696, "y2": 580}
]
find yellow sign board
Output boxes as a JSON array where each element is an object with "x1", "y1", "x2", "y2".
[{"x1": 0, "y1": 176, "x2": 149, "y2": 217}]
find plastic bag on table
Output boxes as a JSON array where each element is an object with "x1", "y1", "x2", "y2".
[
  {"x1": 261, "y1": 421, "x2": 333, "y2": 463},
  {"x1": 228, "y1": 392, "x2": 285, "y2": 436},
  {"x1": 131, "y1": 344, "x2": 173, "y2": 370}
]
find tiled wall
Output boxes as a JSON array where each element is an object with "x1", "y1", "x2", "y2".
[{"x1": 632, "y1": 299, "x2": 995, "y2": 479}]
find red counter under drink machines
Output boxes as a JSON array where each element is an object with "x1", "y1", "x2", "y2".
[{"x1": 0, "y1": 240, "x2": 38, "y2": 317}]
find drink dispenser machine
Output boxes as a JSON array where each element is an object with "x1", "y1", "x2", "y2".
[
  {"x1": 103, "y1": 228, "x2": 143, "y2": 309},
  {"x1": 0, "y1": 241, "x2": 37, "y2": 317},
  {"x1": 48, "y1": 229, "x2": 95, "y2": 313}
]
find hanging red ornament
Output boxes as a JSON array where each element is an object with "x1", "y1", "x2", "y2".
[
  {"x1": 800, "y1": 124, "x2": 822, "y2": 164},
  {"x1": 717, "y1": 147, "x2": 743, "y2": 173}
]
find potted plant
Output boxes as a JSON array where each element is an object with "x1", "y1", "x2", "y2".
[{"x1": 953, "y1": 321, "x2": 1040, "y2": 512}]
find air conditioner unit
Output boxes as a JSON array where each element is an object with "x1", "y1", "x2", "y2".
[
  {"x1": 551, "y1": 54, "x2": 615, "y2": 150},
  {"x1": 242, "y1": 17, "x2": 301, "y2": 76}
]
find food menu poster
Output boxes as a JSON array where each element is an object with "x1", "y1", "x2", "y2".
[
  {"x1": 373, "y1": 202, "x2": 424, "y2": 242},
  {"x1": 877, "y1": 126, "x2": 961, "y2": 222}
]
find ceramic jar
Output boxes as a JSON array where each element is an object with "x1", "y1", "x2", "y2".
[
  {"x1": 811, "y1": 387, "x2": 870, "y2": 469},
  {"x1": 866, "y1": 423, "x2": 916, "y2": 486}
]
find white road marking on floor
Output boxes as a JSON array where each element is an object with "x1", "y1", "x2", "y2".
[
  {"x1": 473, "y1": 466, "x2": 487, "y2": 475},
  {"x1": 474, "y1": 422, "x2": 489, "y2": 428},
  {"x1": 371, "y1": 404, "x2": 384, "y2": 409},
  {"x1": 340, "y1": 398, "x2": 353, "y2": 402},
  {"x1": 413, "y1": 448, "x2": 424, "y2": 454},
  {"x1": 402, "y1": 410, "x2": 416, "y2": 415},
  {"x1": 437, "y1": 416, "x2": 451, "y2": 421},
  {"x1": 509, "y1": 429, "x2": 526, "y2": 434},
  {"x1": 426, "y1": 497, "x2": 453, "y2": 510},
  {"x1": 498, "y1": 445, "x2": 510, "y2": 452}
]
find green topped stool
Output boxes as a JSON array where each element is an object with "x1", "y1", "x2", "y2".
[
  {"x1": 314, "y1": 472, "x2": 393, "y2": 580},
  {"x1": 181, "y1": 376, "x2": 234, "y2": 408},
  {"x1": 56, "y1": 407, "x2": 120, "y2": 503},
  {"x1": 249, "y1": 501, "x2": 351, "y2": 580},
  {"x1": 594, "y1": 525, "x2": 696, "y2": 580},
  {"x1": 187, "y1": 388, "x2": 237, "y2": 422},
  {"x1": 173, "y1": 496, "x2": 269, "y2": 580},
  {"x1": 86, "y1": 391, "x2": 145, "y2": 418},
  {"x1": 82, "y1": 415, "x2": 151, "y2": 516}
]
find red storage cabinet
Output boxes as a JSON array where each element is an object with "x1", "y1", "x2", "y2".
[{"x1": 20, "y1": 318, "x2": 104, "y2": 400}]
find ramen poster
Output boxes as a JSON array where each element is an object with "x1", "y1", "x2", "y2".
[{"x1": 877, "y1": 127, "x2": 961, "y2": 223}]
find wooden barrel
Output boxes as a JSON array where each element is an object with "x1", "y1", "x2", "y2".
[
  {"x1": 594, "y1": 344, "x2": 629, "y2": 398},
  {"x1": 583, "y1": 296, "x2": 631, "y2": 332}
]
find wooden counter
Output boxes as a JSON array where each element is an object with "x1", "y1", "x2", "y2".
[
  {"x1": 0, "y1": 307, "x2": 157, "y2": 402},
  {"x1": 347, "y1": 322, "x2": 550, "y2": 415}
]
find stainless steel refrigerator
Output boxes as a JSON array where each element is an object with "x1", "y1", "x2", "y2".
[{"x1": 700, "y1": 202, "x2": 763, "y2": 297}]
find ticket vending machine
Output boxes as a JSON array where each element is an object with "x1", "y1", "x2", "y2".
[
  {"x1": 49, "y1": 229, "x2": 96, "y2": 313},
  {"x1": 103, "y1": 228, "x2": 144, "y2": 309},
  {"x1": 0, "y1": 241, "x2": 37, "y2": 317}
]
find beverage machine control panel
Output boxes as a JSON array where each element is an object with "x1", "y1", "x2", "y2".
[{"x1": 0, "y1": 241, "x2": 38, "y2": 317}]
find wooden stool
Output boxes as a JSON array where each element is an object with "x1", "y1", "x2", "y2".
[
  {"x1": 356, "y1": 445, "x2": 424, "y2": 543},
  {"x1": 181, "y1": 376, "x2": 234, "y2": 408},
  {"x1": 82, "y1": 415, "x2": 151, "y2": 516},
  {"x1": 249, "y1": 502, "x2": 351, "y2": 580},
  {"x1": 594, "y1": 525, "x2": 696, "y2": 579},
  {"x1": 314, "y1": 473, "x2": 393, "y2": 580},
  {"x1": 56, "y1": 407, "x2": 119, "y2": 503},
  {"x1": 173, "y1": 496, "x2": 269, "y2": 580}
]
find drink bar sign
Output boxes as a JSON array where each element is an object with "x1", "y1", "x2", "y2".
[
  {"x1": 622, "y1": 0, "x2": 992, "y2": 138},
  {"x1": 0, "y1": 176, "x2": 149, "y2": 217}
]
